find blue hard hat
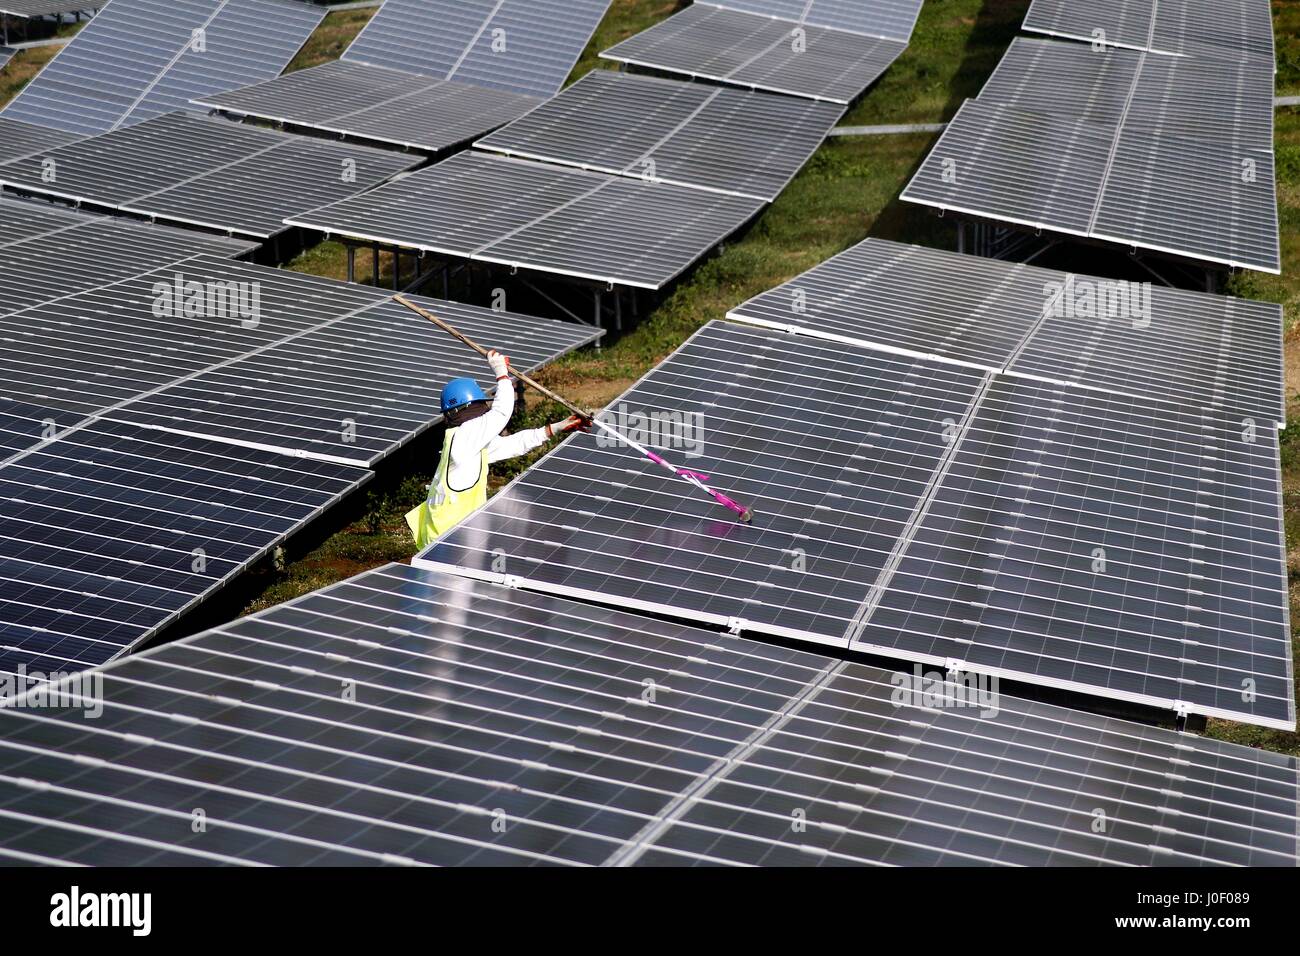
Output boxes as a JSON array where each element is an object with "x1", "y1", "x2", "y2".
[{"x1": 441, "y1": 377, "x2": 487, "y2": 414}]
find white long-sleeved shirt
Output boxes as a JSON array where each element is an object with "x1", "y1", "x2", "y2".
[{"x1": 444, "y1": 379, "x2": 549, "y2": 490}]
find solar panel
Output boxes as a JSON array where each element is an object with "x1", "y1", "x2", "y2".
[
  {"x1": 476, "y1": 70, "x2": 845, "y2": 201},
  {"x1": 196, "y1": 0, "x2": 611, "y2": 153},
  {"x1": 195, "y1": 59, "x2": 543, "y2": 154},
  {"x1": 0, "y1": 111, "x2": 420, "y2": 239},
  {"x1": 0, "y1": 195, "x2": 256, "y2": 314},
  {"x1": 0, "y1": 47, "x2": 12, "y2": 71},
  {"x1": 344, "y1": 0, "x2": 611, "y2": 99},
  {"x1": 0, "y1": 116, "x2": 81, "y2": 164},
  {"x1": 0, "y1": 252, "x2": 599, "y2": 463},
  {"x1": 600, "y1": 3, "x2": 916, "y2": 104},
  {"x1": 0, "y1": 2, "x2": 95, "y2": 16},
  {"x1": 901, "y1": 38, "x2": 1281, "y2": 274},
  {"x1": 0, "y1": 0, "x2": 324, "y2": 135},
  {"x1": 288, "y1": 151, "x2": 765, "y2": 290},
  {"x1": 99, "y1": 266, "x2": 603, "y2": 467},
  {"x1": 0, "y1": 562, "x2": 1292, "y2": 866},
  {"x1": 416, "y1": 321, "x2": 1292, "y2": 730},
  {"x1": 850, "y1": 376, "x2": 1293, "y2": 730},
  {"x1": 0, "y1": 418, "x2": 368, "y2": 679},
  {"x1": 704, "y1": 0, "x2": 923, "y2": 39},
  {"x1": 726, "y1": 238, "x2": 1285, "y2": 425},
  {"x1": 1023, "y1": 0, "x2": 1276, "y2": 63}
]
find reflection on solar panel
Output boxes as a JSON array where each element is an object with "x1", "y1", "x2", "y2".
[
  {"x1": 0, "y1": 116, "x2": 80, "y2": 164},
  {"x1": 0, "y1": 253, "x2": 600, "y2": 464},
  {"x1": 477, "y1": 70, "x2": 844, "y2": 201},
  {"x1": 600, "y1": 1, "x2": 922, "y2": 104},
  {"x1": 0, "y1": 112, "x2": 419, "y2": 239},
  {"x1": 196, "y1": 0, "x2": 612, "y2": 153},
  {"x1": 902, "y1": 38, "x2": 1280, "y2": 273},
  {"x1": 0, "y1": 0, "x2": 324, "y2": 135},
  {"x1": 0, "y1": 196, "x2": 256, "y2": 314},
  {"x1": 0, "y1": 419, "x2": 367, "y2": 678},
  {"x1": 1023, "y1": 0, "x2": 1276, "y2": 62},
  {"x1": 195, "y1": 60, "x2": 543, "y2": 154},
  {"x1": 727, "y1": 238, "x2": 1285, "y2": 424},
  {"x1": 417, "y1": 321, "x2": 1293, "y2": 730},
  {"x1": 0, "y1": 562, "x2": 1292, "y2": 866},
  {"x1": 288, "y1": 152, "x2": 764, "y2": 290}
]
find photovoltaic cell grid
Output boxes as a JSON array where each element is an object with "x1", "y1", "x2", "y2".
[
  {"x1": 0, "y1": 47, "x2": 12, "y2": 72},
  {"x1": 902, "y1": 38, "x2": 1280, "y2": 273},
  {"x1": 0, "y1": 116, "x2": 81, "y2": 165},
  {"x1": 476, "y1": 70, "x2": 844, "y2": 201},
  {"x1": 0, "y1": 195, "x2": 256, "y2": 314},
  {"x1": 1023, "y1": 0, "x2": 1276, "y2": 63},
  {"x1": 195, "y1": 60, "x2": 543, "y2": 154},
  {"x1": 196, "y1": 0, "x2": 612, "y2": 154},
  {"x1": 726, "y1": 238, "x2": 1285, "y2": 425},
  {"x1": 0, "y1": 419, "x2": 367, "y2": 679},
  {"x1": 0, "y1": 254, "x2": 597, "y2": 678},
  {"x1": 0, "y1": 2, "x2": 97, "y2": 16},
  {"x1": 422, "y1": 322, "x2": 988, "y2": 640},
  {"x1": 0, "y1": 112, "x2": 420, "y2": 239},
  {"x1": 0, "y1": 254, "x2": 600, "y2": 466},
  {"x1": 849, "y1": 377, "x2": 1293, "y2": 730},
  {"x1": 344, "y1": 0, "x2": 611, "y2": 99},
  {"x1": 600, "y1": 1, "x2": 922, "y2": 104},
  {"x1": 287, "y1": 152, "x2": 765, "y2": 290},
  {"x1": 418, "y1": 321, "x2": 1293, "y2": 730},
  {"x1": 0, "y1": 563, "x2": 1292, "y2": 867},
  {"x1": 0, "y1": 0, "x2": 324, "y2": 136}
]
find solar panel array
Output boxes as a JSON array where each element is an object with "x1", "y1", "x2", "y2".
[
  {"x1": 902, "y1": 37, "x2": 1280, "y2": 273},
  {"x1": 0, "y1": 2, "x2": 95, "y2": 17},
  {"x1": 0, "y1": 111, "x2": 420, "y2": 239},
  {"x1": 194, "y1": 59, "x2": 543, "y2": 154},
  {"x1": 0, "y1": 419, "x2": 367, "y2": 678},
  {"x1": 0, "y1": 250, "x2": 598, "y2": 679},
  {"x1": 600, "y1": 0, "x2": 924, "y2": 104},
  {"x1": 0, "y1": 115, "x2": 80, "y2": 164},
  {"x1": 1023, "y1": 0, "x2": 1276, "y2": 63},
  {"x1": 0, "y1": 0, "x2": 324, "y2": 135},
  {"x1": 0, "y1": 562, "x2": 1292, "y2": 866},
  {"x1": 0, "y1": 195, "x2": 256, "y2": 313},
  {"x1": 727, "y1": 238, "x2": 1285, "y2": 425},
  {"x1": 196, "y1": 0, "x2": 613, "y2": 154},
  {"x1": 476, "y1": 70, "x2": 844, "y2": 201},
  {"x1": 288, "y1": 151, "x2": 765, "y2": 290},
  {"x1": 418, "y1": 320, "x2": 1293, "y2": 731},
  {"x1": 344, "y1": 0, "x2": 611, "y2": 99},
  {"x1": 0, "y1": 47, "x2": 12, "y2": 72}
]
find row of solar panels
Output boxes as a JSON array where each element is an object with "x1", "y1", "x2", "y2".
[
  {"x1": 0, "y1": 200, "x2": 599, "y2": 681},
  {"x1": 0, "y1": 562, "x2": 1293, "y2": 867},
  {"x1": 902, "y1": 1, "x2": 1281, "y2": 273},
  {"x1": 417, "y1": 237, "x2": 1292, "y2": 734}
]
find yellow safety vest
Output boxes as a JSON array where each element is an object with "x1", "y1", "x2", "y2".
[{"x1": 405, "y1": 427, "x2": 489, "y2": 550}]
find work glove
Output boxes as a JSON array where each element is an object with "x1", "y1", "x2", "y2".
[
  {"x1": 487, "y1": 350, "x2": 511, "y2": 380},
  {"x1": 546, "y1": 415, "x2": 592, "y2": 439}
]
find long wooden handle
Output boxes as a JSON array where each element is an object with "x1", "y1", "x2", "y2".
[{"x1": 392, "y1": 294, "x2": 595, "y2": 420}]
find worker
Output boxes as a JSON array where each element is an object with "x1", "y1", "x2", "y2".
[{"x1": 406, "y1": 349, "x2": 590, "y2": 548}]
